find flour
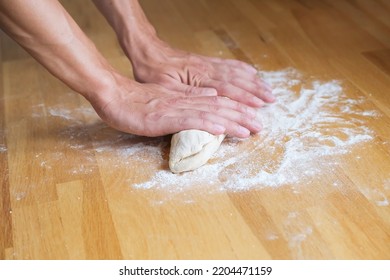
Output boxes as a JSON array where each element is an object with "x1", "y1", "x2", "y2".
[
  {"x1": 48, "y1": 107, "x2": 80, "y2": 123},
  {"x1": 34, "y1": 68, "x2": 381, "y2": 194},
  {"x1": 132, "y1": 68, "x2": 377, "y2": 192},
  {"x1": 283, "y1": 211, "x2": 313, "y2": 259},
  {"x1": 0, "y1": 145, "x2": 6, "y2": 153},
  {"x1": 359, "y1": 179, "x2": 390, "y2": 207}
]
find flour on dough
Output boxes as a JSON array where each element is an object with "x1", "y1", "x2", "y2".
[{"x1": 169, "y1": 130, "x2": 226, "y2": 173}]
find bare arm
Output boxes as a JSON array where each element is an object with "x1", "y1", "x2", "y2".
[
  {"x1": 93, "y1": 0, "x2": 275, "y2": 105},
  {"x1": 0, "y1": 0, "x2": 260, "y2": 137},
  {"x1": 0, "y1": 0, "x2": 113, "y2": 100}
]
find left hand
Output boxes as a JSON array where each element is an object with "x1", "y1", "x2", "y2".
[{"x1": 129, "y1": 41, "x2": 275, "y2": 108}]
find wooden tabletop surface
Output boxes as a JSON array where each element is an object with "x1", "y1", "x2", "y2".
[{"x1": 1, "y1": 0, "x2": 390, "y2": 259}]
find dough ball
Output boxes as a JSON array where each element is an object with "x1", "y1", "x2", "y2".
[{"x1": 169, "y1": 130, "x2": 225, "y2": 173}]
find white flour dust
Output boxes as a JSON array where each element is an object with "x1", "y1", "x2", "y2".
[
  {"x1": 359, "y1": 179, "x2": 390, "y2": 207},
  {"x1": 132, "y1": 68, "x2": 377, "y2": 191},
  {"x1": 0, "y1": 145, "x2": 7, "y2": 153},
  {"x1": 30, "y1": 68, "x2": 381, "y2": 194},
  {"x1": 283, "y1": 211, "x2": 313, "y2": 259},
  {"x1": 0, "y1": 131, "x2": 6, "y2": 153}
]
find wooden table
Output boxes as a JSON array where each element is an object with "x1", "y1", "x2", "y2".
[{"x1": 1, "y1": 0, "x2": 389, "y2": 259}]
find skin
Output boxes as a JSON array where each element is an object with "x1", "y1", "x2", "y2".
[{"x1": 0, "y1": 0, "x2": 275, "y2": 138}]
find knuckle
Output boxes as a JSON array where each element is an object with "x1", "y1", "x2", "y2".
[
  {"x1": 177, "y1": 115, "x2": 192, "y2": 127},
  {"x1": 242, "y1": 94, "x2": 255, "y2": 105},
  {"x1": 233, "y1": 100, "x2": 244, "y2": 112},
  {"x1": 165, "y1": 97, "x2": 183, "y2": 107},
  {"x1": 145, "y1": 111, "x2": 163, "y2": 122},
  {"x1": 198, "y1": 110, "x2": 209, "y2": 120},
  {"x1": 238, "y1": 102, "x2": 251, "y2": 114},
  {"x1": 208, "y1": 104, "x2": 221, "y2": 113},
  {"x1": 177, "y1": 117, "x2": 186, "y2": 127},
  {"x1": 230, "y1": 77, "x2": 240, "y2": 85},
  {"x1": 228, "y1": 67, "x2": 239, "y2": 76},
  {"x1": 208, "y1": 96, "x2": 220, "y2": 105},
  {"x1": 200, "y1": 118, "x2": 212, "y2": 130},
  {"x1": 146, "y1": 97, "x2": 159, "y2": 107},
  {"x1": 184, "y1": 86, "x2": 195, "y2": 95},
  {"x1": 219, "y1": 82, "x2": 231, "y2": 92},
  {"x1": 237, "y1": 102, "x2": 254, "y2": 118},
  {"x1": 240, "y1": 114, "x2": 251, "y2": 126},
  {"x1": 166, "y1": 98, "x2": 177, "y2": 106}
]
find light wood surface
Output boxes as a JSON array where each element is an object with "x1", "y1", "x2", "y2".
[{"x1": 1, "y1": 0, "x2": 390, "y2": 260}]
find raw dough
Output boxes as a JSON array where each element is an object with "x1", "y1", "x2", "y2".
[{"x1": 169, "y1": 130, "x2": 226, "y2": 173}]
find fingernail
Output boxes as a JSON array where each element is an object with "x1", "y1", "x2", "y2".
[
  {"x1": 249, "y1": 66, "x2": 258, "y2": 74},
  {"x1": 252, "y1": 120, "x2": 262, "y2": 131},
  {"x1": 213, "y1": 124, "x2": 226, "y2": 134},
  {"x1": 238, "y1": 127, "x2": 250, "y2": 137},
  {"x1": 267, "y1": 92, "x2": 276, "y2": 102},
  {"x1": 259, "y1": 98, "x2": 265, "y2": 105},
  {"x1": 254, "y1": 98, "x2": 265, "y2": 107}
]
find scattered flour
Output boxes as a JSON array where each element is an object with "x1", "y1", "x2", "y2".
[
  {"x1": 283, "y1": 211, "x2": 313, "y2": 259},
  {"x1": 132, "y1": 68, "x2": 377, "y2": 191},
  {"x1": 32, "y1": 68, "x2": 383, "y2": 198},
  {"x1": 0, "y1": 145, "x2": 7, "y2": 153},
  {"x1": 48, "y1": 107, "x2": 80, "y2": 122},
  {"x1": 359, "y1": 179, "x2": 390, "y2": 207},
  {"x1": 385, "y1": 179, "x2": 390, "y2": 190}
]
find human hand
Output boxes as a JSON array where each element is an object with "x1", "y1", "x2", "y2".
[
  {"x1": 129, "y1": 41, "x2": 275, "y2": 108},
  {"x1": 89, "y1": 73, "x2": 262, "y2": 137}
]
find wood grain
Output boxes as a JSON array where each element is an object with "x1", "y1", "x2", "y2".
[{"x1": 1, "y1": 0, "x2": 390, "y2": 259}]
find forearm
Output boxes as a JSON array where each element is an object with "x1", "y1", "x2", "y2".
[
  {"x1": 92, "y1": 0, "x2": 163, "y2": 60},
  {"x1": 0, "y1": 0, "x2": 115, "y2": 101}
]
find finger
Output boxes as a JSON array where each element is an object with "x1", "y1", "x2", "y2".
[
  {"x1": 211, "y1": 66, "x2": 274, "y2": 96},
  {"x1": 160, "y1": 116, "x2": 227, "y2": 136},
  {"x1": 202, "y1": 65, "x2": 276, "y2": 103},
  {"x1": 204, "y1": 79, "x2": 265, "y2": 107},
  {"x1": 170, "y1": 95, "x2": 258, "y2": 119},
  {"x1": 160, "y1": 111, "x2": 252, "y2": 138},
  {"x1": 166, "y1": 97, "x2": 263, "y2": 134},
  {"x1": 173, "y1": 104, "x2": 262, "y2": 133},
  {"x1": 229, "y1": 77, "x2": 275, "y2": 103},
  {"x1": 175, "y1": 108, "x2": 262, "y2": 137},
  {"x1": 207, "y1": 57, "x2": 258, "y2": 74},
  {"x1": 252, "y1": 75, "x2": 275, "y2": 100}
]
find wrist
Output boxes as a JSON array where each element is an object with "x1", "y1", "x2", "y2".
[
  {"x1": 119, "y1": 26, "x2": 164, "y2": 61},
  {"x1": 93, "y1": 0, "x2": 163, "y2": 63},
  {"x1": 78, "y1": 68, "x2": 117, "y2": 104}
]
